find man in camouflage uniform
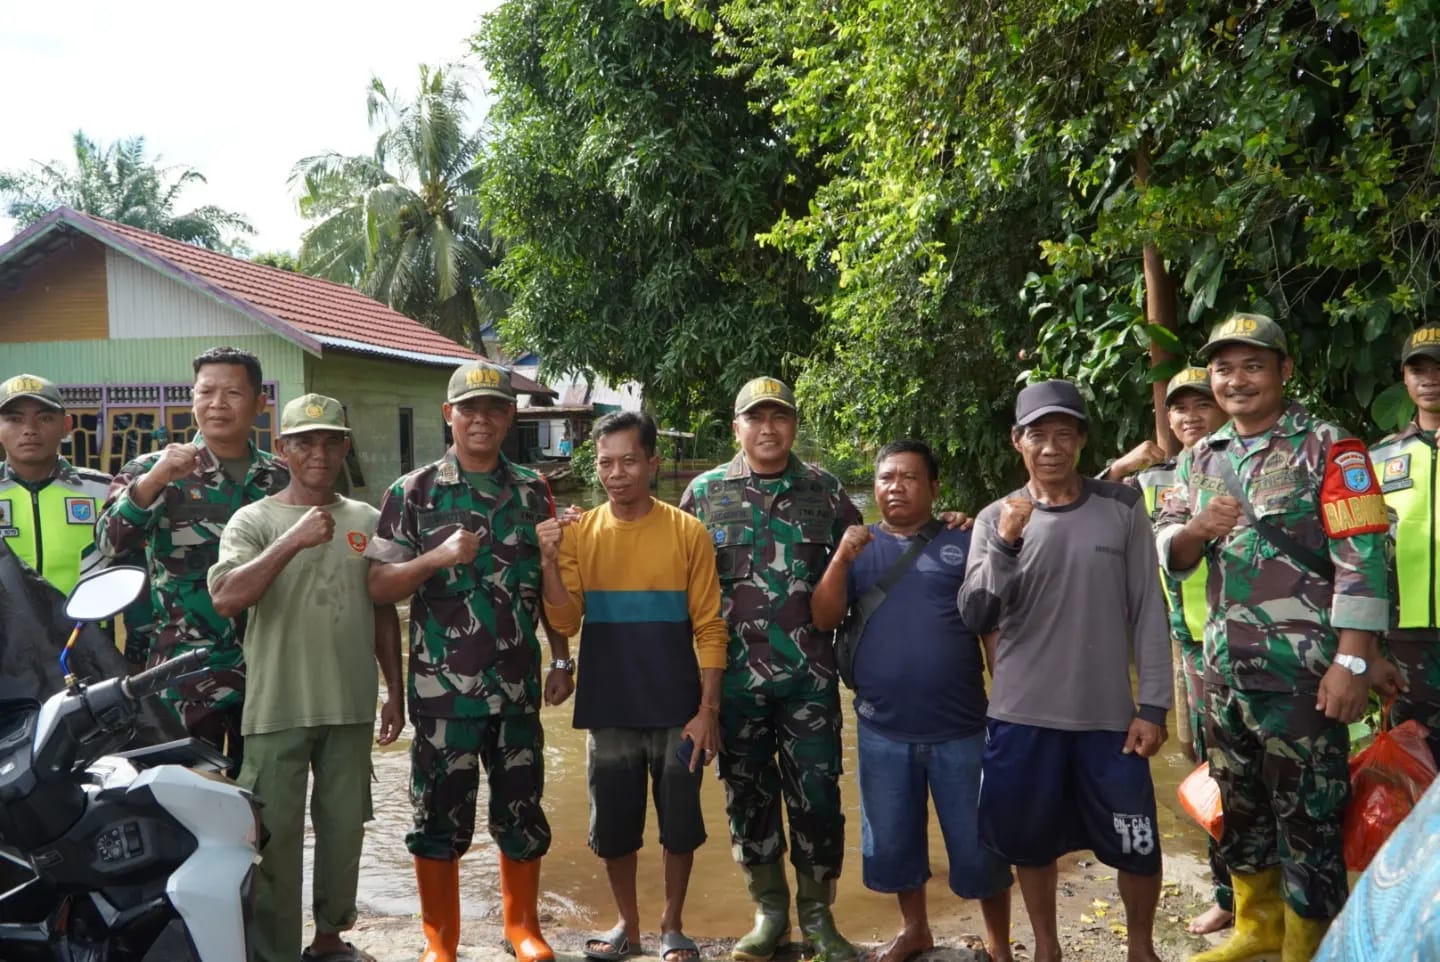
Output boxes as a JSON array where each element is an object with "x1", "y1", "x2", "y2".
[
  {"x1": 1156, "y1": 314, "x2": 1392, "y2": 962},
  {"x1": 1105, "y1": 367, "x2": 1235, "y2": 934},
  {"x1": 680, "y1": 377, "x2": 862, "y2": 962},
  {"x1": 1369, "y1": 327, "x2": 1440, "y2": 763},
  {"x1": 94, "y1": 348, "x2": 287, "y2": 775},
  {"x1": 366, "y1": 360, "x2": 569, "y2": 962}
]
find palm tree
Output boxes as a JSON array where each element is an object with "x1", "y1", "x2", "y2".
[
  {"x1": 291, "y1": 64, "x2": 504, "y2": 349},
  {"x1": 0, "y1": 131, "x2": 253, "y2": 252}
]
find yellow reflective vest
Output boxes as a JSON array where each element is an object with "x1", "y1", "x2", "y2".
[
  {"x1": 1372, "y1": 425, "x2": 1435, "y2": 629},
  {"x1": 1135, "y1": 460, "x2": 1208, "y2": 645},
  {"x1": 0, "y1": 459, "x2": 111, "y2": 595}
]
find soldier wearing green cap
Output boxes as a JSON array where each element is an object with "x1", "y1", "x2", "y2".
[
  {"x1": 0, "y1": 373, "x2": 113, "y2": 596},
  {"x1": 1368, "y1": 326, "x2": 1440, "y2": 765},
  {"x1": 1103, "y1": 366, "x2": 1235, "y2": 933},
  {"x1": 208, "y1": 393, "x2": 402, "y2": 962},
  {"x1": 1155, "y1": 313, "x2": 1397, "y2": 961},
  {"x1": 680, "y1": 376, "x2": 863, "y2": 962},
  {"x1": 95, "y1": 347, "x2": 289, "y2": 775},
  {"x1": 365, "y1": 359, "x2": 565, "y2": 962}
]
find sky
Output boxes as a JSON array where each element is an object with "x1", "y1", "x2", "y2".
[{"x1": 0, "y1": 0, "x2": 501, "y2": 253}]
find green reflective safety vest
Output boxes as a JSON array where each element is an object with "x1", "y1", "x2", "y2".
[
  {"x1": 0, "y1": 459, "x2": 111, "y2": 595},
  {"x1": 1371, "y1": 426, "x2": 1435, "y2": 629},
  {"x1": 1136, "y1": 460, "x2": 1207, "y2": 645}
]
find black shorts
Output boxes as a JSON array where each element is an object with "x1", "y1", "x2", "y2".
[
  {"x1": 586, "y1": 727, "x2": 706, "y2": 858},
  {"x1": 978, "y1": 720, "x2": 1162, "y2": 876}
]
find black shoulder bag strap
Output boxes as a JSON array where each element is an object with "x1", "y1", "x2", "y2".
[
  {"x1": 1213, "y1": 449, "x2": 1335, "y2": 582},
  {"x1": 834, "y1": 518, "x2": 944, "y2": 688}
]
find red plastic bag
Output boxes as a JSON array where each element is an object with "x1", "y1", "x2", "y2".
[
  {"x1": 1178, "y1": 761, "x2": 1224, "y2": 842},
  {"x1": 1343, "y1": 718, "x2": 1437, "y2": 872}
]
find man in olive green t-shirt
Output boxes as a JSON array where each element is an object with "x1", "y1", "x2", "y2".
[{"x1": 209, "y1": 394, "x2": 404, "y2": 962}]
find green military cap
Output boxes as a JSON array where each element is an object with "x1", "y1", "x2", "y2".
[
  {"x1": 447, "y1": 360, "x2": 515, "y2": 404},
  {"x1": 279, "y1": 393, "x2": 351, "y2": 436},
  {"x1": 1164, "y1": 366, "x2": 1214, "y2": 404},
  {"x1": 1401, "y1": 326, "x2": 1440, "y2": 364},
  {"x1": 734, "y1": 376, "x2": 797, "y2": 415},
  {"x1": 0, "y1": 373, "x2": 64, "y2": 412},
  {"x1": 1198, "y1": 312, "x2": 1288, "y2": 360}
]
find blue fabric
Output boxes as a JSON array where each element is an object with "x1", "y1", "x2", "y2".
[
  {"x1": 979, "y1": 721, "x2": 1162, "y2": 876},
  {"x1": 1315, "y1": 779, "x2": 1440, "y2": 961},
  {"x1": 583, "y1": 589, "x2": 690, "y2": 623},
  {"x1": 847, "y1": 525, "x2": 987, "y2": 740},
  {"x1": 857, "y1": 724, "x2": 1012, "y2": 898}
]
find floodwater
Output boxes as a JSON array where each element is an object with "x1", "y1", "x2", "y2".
[{"x1": 314, "y1": 476, "x2": 1208, "y2": 938}]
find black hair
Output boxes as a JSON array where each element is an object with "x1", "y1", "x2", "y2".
[
  {"x1": 875, "y1": 439, "x2": 939, "y2": 482},
  {"x1": 192, "y1": 347, "x2": 264, "y2": 394},
  {"x1": 592, "y1": 410, "x2": 658, "y2": 457}
]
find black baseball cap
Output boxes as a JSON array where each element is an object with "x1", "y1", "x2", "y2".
[{"x1": 1015, "y1": 380, "x2": 1087, "y2": 426}]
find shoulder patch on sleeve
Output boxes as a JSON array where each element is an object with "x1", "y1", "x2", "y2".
[{"x1": 1320, "y1": 437, "x2": 1388, "y2": 538}]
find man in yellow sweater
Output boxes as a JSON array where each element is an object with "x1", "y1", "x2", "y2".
[{"x1": 538, "y1": 411, "x2": 729, "y2": 962}]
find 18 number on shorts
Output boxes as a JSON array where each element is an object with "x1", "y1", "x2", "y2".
[{"x1": 1112, "y1": 813, "x2": 1155, "y2": 856}]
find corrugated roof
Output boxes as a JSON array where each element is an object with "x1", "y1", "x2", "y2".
[{"x1": 0, "y1": 207, "x2": 554, "y2": 396}]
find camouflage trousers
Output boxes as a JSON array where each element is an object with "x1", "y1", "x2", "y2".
[
  {"x1": 1385, "y1": 635, "x2": 1440, "y2": 762},
  {"x1": 1204, "y1": 685, "x2": 1349, "y2": 920},
  {"x1": 1178, "y1": 645, "x2": 1232, "y2": 912},
  {"x1": 718, "y1": 668, "x2": 844, "y2": 881},
  {"x1": 408, "y1": 712, "x2": 550, "y2": 862}
]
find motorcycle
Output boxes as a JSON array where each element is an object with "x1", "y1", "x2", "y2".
[{"x1": 0, "y1": 566, "x2": 261, "y2": 961}]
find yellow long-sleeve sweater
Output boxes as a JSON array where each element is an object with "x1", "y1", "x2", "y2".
[{"x1": 545, "y1": 499, "x2": 728, "y2": 729}]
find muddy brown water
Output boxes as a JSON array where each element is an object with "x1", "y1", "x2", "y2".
[{"x1": 306, "y1": 478, "x2": 1209, "y2": 939}]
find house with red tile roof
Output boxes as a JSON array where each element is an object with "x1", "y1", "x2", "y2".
[{"x1": 0, "y1": 207, "x2": 557, "y2": 503}]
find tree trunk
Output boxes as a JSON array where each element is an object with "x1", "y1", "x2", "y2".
[{"x1": 1136, "y1": 145, "x2": 1180, "y2": 456}]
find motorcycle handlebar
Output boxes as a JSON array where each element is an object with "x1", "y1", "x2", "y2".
[{"x1": 122, "y1": 650, "x2": 209, "y2": 702}]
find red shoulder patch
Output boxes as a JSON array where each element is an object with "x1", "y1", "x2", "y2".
[{"x1": 1320, "y1": 438, "x2": 1387, "y2": 538}]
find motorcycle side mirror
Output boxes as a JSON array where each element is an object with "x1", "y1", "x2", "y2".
[{"x1": 64, "y1": 567, "x2": 147, "y2": 623}]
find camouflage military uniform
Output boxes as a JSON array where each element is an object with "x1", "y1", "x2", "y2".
[
  {"x1": 365, "y1": 451, "x2": 554, "y2": 861},
  {"x1": 1131, "y1": 457, "x2": 1233, "y2": 910},
  {"x1": 1156, "y1": 402, "x2": 1390, "y2": 919},
  {"x1": 1369, "y1": 422, "x2": 1440, "y2": 761},
  {"x1": 95, "y1": 441, "x2": 288, "y2": 766},
  {"x1": 680, "y1": 453, "x2": 862, "y2": 881}
]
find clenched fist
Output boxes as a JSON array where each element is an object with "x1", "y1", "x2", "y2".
[
  {"x1": 433, "y1": 528, "x2": 481, "y2": 568},
  {"x1": 834, "y1": 525, "x2": 874, "y2": 565},
  {"x1": 288, "y1": 506, "x2": 335, "y2": 548},
  {"x1": 536, "y1": 517, "x2": 567, "y2": 564},
  {"x1": 1186, "y1": 495, "x2": 1243, "y2": 541},
  {"x1": 996, "y1": 496, "x2": 1035, "y2": 545},
  {"x1": 153, "y1": 443, "x2": 201, "y2": 485}
]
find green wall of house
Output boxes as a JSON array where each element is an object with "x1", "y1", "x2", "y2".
[
  {"x1": 306, "y1": 352, "x2": 452, "y2": 505},
  {"x1": 3, "y1": 334, "x2": 307, "y2": 399}
]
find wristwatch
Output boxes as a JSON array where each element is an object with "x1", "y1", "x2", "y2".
[
  {"x1": 1333, "y1": 653, "x2": 1368, "y2": 676},
  {"x1": 550, "y1": 658, "x2": 575, "y2": 673}
]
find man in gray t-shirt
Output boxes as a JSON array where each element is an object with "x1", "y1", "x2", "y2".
[{"x1": 959, "y1": 380, "x2": 1172, "y2": 962}]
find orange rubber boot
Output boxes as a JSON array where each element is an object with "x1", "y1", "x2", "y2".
[
  {"x1": 500, "y1": 853, "x2": 555, "y2": 962},
  {"x1": 414, "y1": 856, "x2": 460, "y2": 962}
]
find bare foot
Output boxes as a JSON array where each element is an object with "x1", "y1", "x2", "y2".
[
  {"x1": 1186, "y1": 903, "x2": 1235, "y2": 935},
  {"x1": 866, "y1": 927, "x2": 934, "y2": 962},
  {"x1": 960, "y1": 934, "x2": 1013, "y2": 962},
  {"x1": 1126, "y1": 947, "x2": 1164, "y2": 962}
]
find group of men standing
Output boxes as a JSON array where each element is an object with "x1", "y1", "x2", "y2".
[{"x1": 1, "y1": 306, "x2": 1436, "y2": 962}]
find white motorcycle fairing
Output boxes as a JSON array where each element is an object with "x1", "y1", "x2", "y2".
[{"x1": 137, "y1": 765, "x2": 259, "y2": 962}]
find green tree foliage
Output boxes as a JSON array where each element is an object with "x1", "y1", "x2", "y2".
[
  {"x1": 291, "y1": 65, "x2": 506, "y2": 349},
  {"x1": 251, "y1": 250, "x2": 299, "y2": 272},
  {"x1": 662, "y1": 0, "x2": 1439, "y2": 497},
  {"x1": 0, "y1": 131, "x2": 253, "y2": 252},
  {"x1": 474, "y1": 0, "x2": 826, "y2": 429}
]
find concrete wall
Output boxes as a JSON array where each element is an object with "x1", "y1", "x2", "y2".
[{"x1": 306, "y1": 352, "x2": 452, "y2": 505}]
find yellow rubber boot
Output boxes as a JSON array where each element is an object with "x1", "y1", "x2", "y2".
[
  {"x1": 1190, "y1": 867, "x2": 1285, "y2": 962},
  {"x1": 1280, "y1": 905, "x2": 1329, "y2": 962}
]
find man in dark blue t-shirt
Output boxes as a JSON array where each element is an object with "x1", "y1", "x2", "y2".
[{"x1": 812, "y1": 440, "x2": 1013, "y2": 962}]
